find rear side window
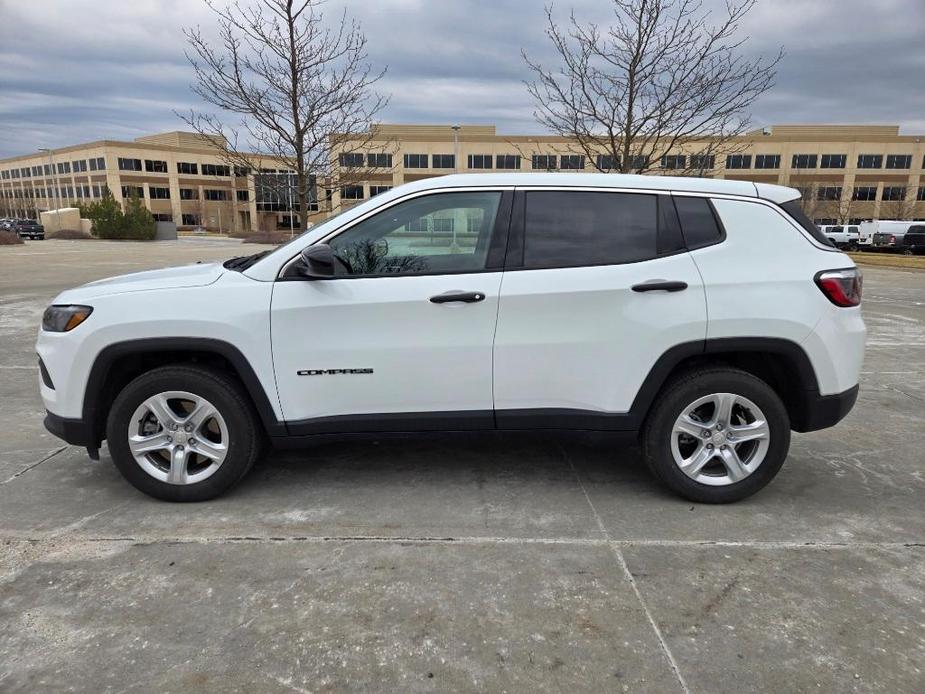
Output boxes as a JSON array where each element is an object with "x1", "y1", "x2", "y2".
[
  {"x1": 673, "y1": 196, "x2": 723, "y2": 249},
  {"x1": 523, "y1": 191, "x2": 658, "y2": 269},
  {"x1": 779, "y1": 199, "x2": 834, "y2": 246}
]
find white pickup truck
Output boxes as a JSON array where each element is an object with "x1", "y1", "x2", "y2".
[{"x1": 818, "y1": 224, "x2": 860, "y2": 251}]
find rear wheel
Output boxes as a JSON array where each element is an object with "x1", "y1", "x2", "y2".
[
  {"x1": 106, "y1": 365, "x2": 262, "y2": 501},
  {"x1": 642, "y1": 368, "x2": 790, "y2": 503}
]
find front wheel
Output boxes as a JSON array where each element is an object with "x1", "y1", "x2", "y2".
[
  {"x1": 106, "y1": 365, "x2": 262, "y2": 501},
  {"x1": 642, "y1": 368, "x2": 790, "y2": 503}
]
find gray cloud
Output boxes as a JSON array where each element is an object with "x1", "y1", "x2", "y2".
[{"x1": 0, "y1": 0, "x2": 923, "y2": 157}]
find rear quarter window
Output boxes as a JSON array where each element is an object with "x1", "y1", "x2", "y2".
[{"x1": 673, "y1": 196, "x2": 724, "y2": 249}]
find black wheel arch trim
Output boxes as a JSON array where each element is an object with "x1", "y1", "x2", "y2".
[{"x1": 81, "y1": 337, "x2": 287, "y2": 443}]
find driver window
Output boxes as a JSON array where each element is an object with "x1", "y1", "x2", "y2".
[{"x1": 328, "y1": 191, "x2": 502, "y2": 276}]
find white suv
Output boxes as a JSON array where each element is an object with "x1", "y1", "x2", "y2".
[{"x1": 37, "y1": 174, "x2": 866, "y2": 503}]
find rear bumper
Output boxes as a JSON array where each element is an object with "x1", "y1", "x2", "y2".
[
  {"x1": 794, "y1": 384, "x2": 859, "y2": 433},
  {"x1": 44, "y1": 411, "x2": 97, "y2": 447}
]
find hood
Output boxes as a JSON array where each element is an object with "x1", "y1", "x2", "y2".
[{"x1": 55, "y1": 262, "x2": 225, "y2": 302}]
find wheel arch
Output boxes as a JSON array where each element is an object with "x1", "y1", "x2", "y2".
[
  {"x1": 83, "y1": 338, "x2": 285, "y2": 446},
  {"x1": 631, "y1": 337, "x2": 824, "y2": 433}
]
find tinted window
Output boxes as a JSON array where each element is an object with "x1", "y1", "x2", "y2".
[
  {"x1": 329, "y1": 191, "x2": 502, "y2": 276},
  {"x1": 780, "y1": 200, "x2": 832, "y2": 246},
  {"x1": 523, "y1": 191, "x2": 658, "y2": 269},
  {"x1": 673, "y1": 196, "x2": 723, "y2": 249}
]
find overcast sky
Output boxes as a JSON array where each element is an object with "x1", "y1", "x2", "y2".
[{"x1": 0, "y1": 0, "x2": 923, "y2": 158}]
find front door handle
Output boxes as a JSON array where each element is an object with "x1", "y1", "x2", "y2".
[
  {"x1": 631, "y1": 280, "x2": 688, "y2": 293},
  {"x1": 430, "y1": 291, "x2": 486, "y2": 304}
]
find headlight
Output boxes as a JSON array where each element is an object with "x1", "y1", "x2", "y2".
[{"x1": 42, "y1": 305, "x2": 93, "y2": 332}]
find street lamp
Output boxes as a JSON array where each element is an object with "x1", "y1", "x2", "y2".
[{"x1": 38, "y1": 148, "x2": 62, "y2": 230}]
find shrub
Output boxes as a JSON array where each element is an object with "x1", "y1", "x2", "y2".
[
  {"x1": 82, "y1": 191, "x2": 156, "y2": 240},
  {"x1": 47, "y1": 229, "x2": 93, "y2": 240},
  {"x1": 242, "y1": 231, "x2": 292, "y2": 244},
  {"x1": 0, "y1": 230, "x2": 24, "y2": 245}
]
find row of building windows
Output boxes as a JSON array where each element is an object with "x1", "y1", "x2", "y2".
[
  {"x1": 0, "y1": 157, "x2": 106, "y2": 180},
  {"x1": 797, "y1": 185, "x2": 925, "y2": 201},
  {"x1": 2, "y1": 184, "x2": 110, "y2": 200}
]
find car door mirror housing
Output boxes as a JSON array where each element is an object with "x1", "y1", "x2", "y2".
[{"x1": 299, "y1": 243, "x2": 335, "y2": 279}]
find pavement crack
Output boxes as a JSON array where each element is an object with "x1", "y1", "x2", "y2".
[
  {"x1": 560, "y1": 444, "x2": 692, "y2": 694},
  {"x1": 0, "y1": 445, "x2": 67, "y2": 485}
]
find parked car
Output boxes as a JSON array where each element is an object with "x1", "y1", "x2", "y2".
[
  {"x1": 860, "y1": 220, "x2": 918, "y2": 251},
  {"x1": 9, "y1": 218, "x2": 45, "y2": 240},
  {"x1": 818, "y1": 224, "x2": 860, "y2": 251},
  {"x1": 37, "y1": 173, "x2": 865, "y2": 504},
  {"x1": 899, "y1": 225, "x2": 925, "y2": 255}
]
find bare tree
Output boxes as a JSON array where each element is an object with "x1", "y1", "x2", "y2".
[
  {"x1": 523, "y1": 0, "x2": 782, "y2": 174},
  {"x1": 879, "y1": 189, "x2": 916, "y2": 221},
  {"x1": 181, "y1": 0, "x2": 389, "y2": 223}
]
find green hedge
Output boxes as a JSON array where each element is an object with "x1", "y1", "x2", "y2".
[{"x1": 79, "y1": 192, "x2": 156, "y2": 240}]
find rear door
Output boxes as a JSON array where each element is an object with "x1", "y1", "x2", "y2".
[{"x1": 492, "y1": 188, "x2": 707, "y2": 429}]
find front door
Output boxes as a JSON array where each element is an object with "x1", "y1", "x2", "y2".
[{"x1": 271, "y1": 189, "x2": 512, "y2": 433}]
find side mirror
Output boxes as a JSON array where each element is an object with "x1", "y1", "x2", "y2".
[{"x1": 299, "y1": 243, "x2": 335, "y2": 279}]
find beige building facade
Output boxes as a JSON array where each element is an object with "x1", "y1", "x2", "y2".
[{"x1": 3, "y1": 124, "x2": 925, "y2": 230}]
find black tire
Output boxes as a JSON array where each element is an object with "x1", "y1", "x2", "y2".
[
  {"x1": 106, "y1": 365, "x2": 262, "y2": 501},
  {"x1": 641, "y1": 367, "x2": 790, "y2": 503}
]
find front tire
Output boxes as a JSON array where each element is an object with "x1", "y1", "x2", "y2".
[
  {"x1": 106, "y1": 365, "x2": 262, "y2": 501},
  {"x1": 641, "y1": 368, "x2": 790, "y2": 503}
]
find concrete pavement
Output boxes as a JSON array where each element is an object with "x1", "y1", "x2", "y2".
[{"x1": 1, "y1": 240, "x2": 923, "y2": 693}]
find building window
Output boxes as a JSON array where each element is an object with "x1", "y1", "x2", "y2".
[
  {"x1": 181, "y1": 214, "x2": 202, "y2": 226},
  {"x1": 121, "y1": 185, "x2": 144, "y2": 198},
  {"x1": 689, "y1": 154, "x2": 716, "y2": 170},
  {"x1": 177, "y1": 162, "x2": 198, "y2": 175},
  {"x1": 882, "y1": 186, "x2": 907, "y2": 201},
  {"x1": 179, "y1": 188, "x2": 198, "y2": 200},
  {"x1": 754, "y1": 154, "x2": 781, "y2": 169},
  {"x1": 432, "y1": 154, "x2": 455, "y2": 169},
  {"x1": 661, "y1": 154, "x2": 686, "y2": 170},
  {"x1": 560, "y1": 154, "x2": 586, "y2": 170},
  {"x1": 20, "y1": 167, "x2": 30, "y2": 178},
  {"x1": 532, "y1": 154, "x2": 557, "y2": 170},
  {"x1": 816, "y1": 186, "x2": 842, "y2": 201},
  {"x1": 432, "y1": 217, "x2": 455, "y2": 233},
  {"x1": 234, "y1": 166, "x2": 251, "y2": 177},
  {"x1": 885, "y1": 154, "x2": 912, "y2": 169},
  {"x1": 152, "y1": 213, "x2": 173, "y2": 222},
  {"x1": 204, "y1": 189, "x2": 229, "y2": 201},
  {"x1": 10, "y1": 169, "x2": 19, "y2": 178},
  {"x1": 118, "y1": 158, "x2": 141, "y2": 172},
  {"x1": 59, "y1": 162, "x2": 73, "y2": 174},
  {"x1": 819, "y1": 154, "x2": 846, "y2": 169},
  {"x1": 367, "y1": 153, "x2": 392, "y2": 168},
  {"x1": 72, "y1": 160, "x2": 88, "y2": 173},
  {"x1": 857, "y1": 154, "x2": 883, "y2": 169},
  {"x1": 596, "y1": 154, "x2": 618, "y2": 171},
  {"x1": 236, "y1": 189, "x2": 249, "y2": 202},
  {"x1": 852, "y1": 186, "x2": 877, "y2": 201},
  {"x1": 149, "y1": 186, "x2": 170, "y2": 199},
  {"x1": 338, "y1": 152, "x2": 364, "y2": 167},
  {"x1": 918, "y1": 187, "x2": 925, "y2": 201},
  {"x1": 468, "y1": 154, "x2": 493, "y2": 169},
  {"x1": 495, "y1": 154, "x2": 521, "y2": 170},
  {"x1": 725, "y1": 154, "x2": 751, "y2": 169},
  {"x1": 340, "y1": 185, "x2": 364, "y2": 200},
  {"x1": 145, "y1": 159, "x2": 168, "y2": 173},
  {"x1": 75, "y1": 185, "x2": 91, "y2": 199},
  {"x1": 403, "y1": 153, "x2": 428, "y2": 168},
  {"x1": 791, "y1": 154, "x2": 817, "y2": 169},
  {"x1": 369, "y1": 185, "x2": 392, "y2": 196},
  {"x1": 202, "y1": 163, "x2": 231, "y2": 177}
]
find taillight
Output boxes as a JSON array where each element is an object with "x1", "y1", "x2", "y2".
[{"x1": 815, "y1": 268, "x2": 862, "y2": 307}]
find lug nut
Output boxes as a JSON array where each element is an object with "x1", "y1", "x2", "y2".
[
  {"x1": 184, "y1": 424, "x2": 192, "y2": 432},
  {"x1": 721, "y1": 444, "x2": 727, "y2": 450},
  {"x1": 189, "y1": 438, "x2": 196, "y2": 446},
  {"x1": 166, "y1": 437, "x2": 173, "y2": 443},
  {"x1": 706, "y1": 443, "x2": 714, "y2": 449},
  {"x1": 716, "y1": 423, "x2": 723, "y2": 430},
  {"x1": 702, "y1": 429, "x2": 711, "y2": 438}
]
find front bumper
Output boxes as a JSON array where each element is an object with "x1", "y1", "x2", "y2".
[
  {"x1": 44, "y1": 411, "x2": 97, "y2": 447},
  {"x1": 794, "y1": 384, "x2": 859, "y2": 433}
]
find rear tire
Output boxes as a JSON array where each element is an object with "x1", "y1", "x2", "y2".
[
  {"x1": 642, "y1": 367, "x2": 790, "y2": 503},
  {"x1": 106, "y1": 365, "x2": 262, "y2": 501}
]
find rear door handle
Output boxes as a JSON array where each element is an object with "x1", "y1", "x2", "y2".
[
  {"x1": 631, "y1": 280, "x2": 688, "y2": 293},
  {"x1": 429, "y1": 291, "x2": 486, "y2": 304}
]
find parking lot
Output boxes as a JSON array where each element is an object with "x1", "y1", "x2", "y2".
[{"x1": 0, "y1": 239, "x2": 923, "y2": 692}]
